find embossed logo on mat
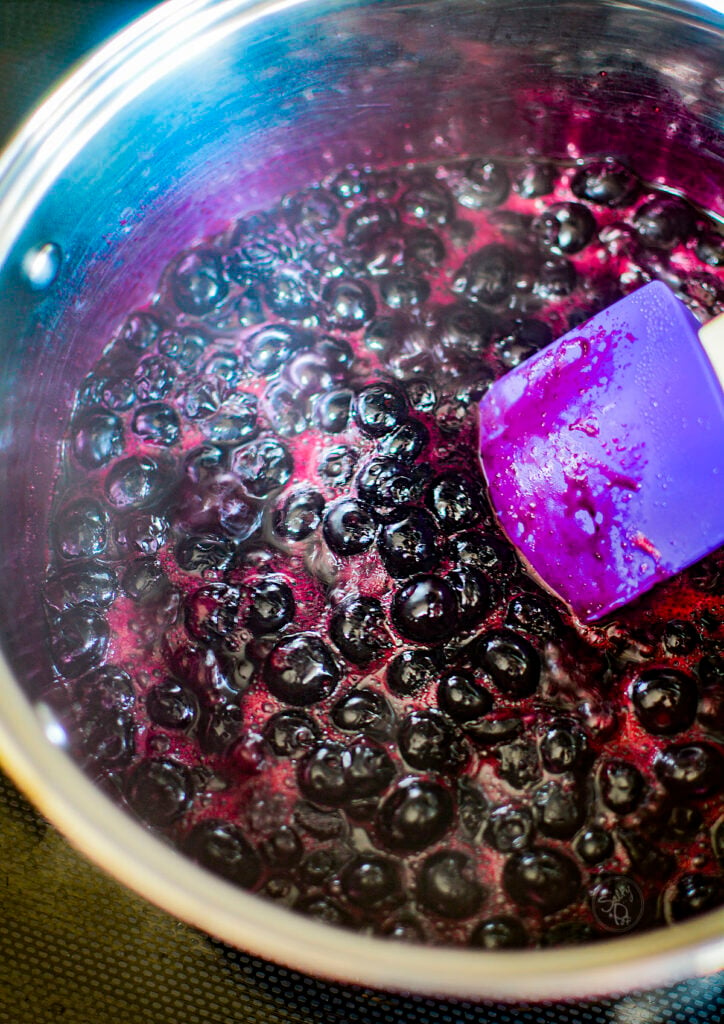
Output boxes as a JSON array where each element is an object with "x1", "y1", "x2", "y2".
[{"x1": 591, "y1": 874, "x2": 644, "y2": 932}]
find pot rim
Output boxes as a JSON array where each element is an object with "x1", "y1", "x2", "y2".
[{"x1": 0, "y1": 0, "x2": 723, "y2": 1002}]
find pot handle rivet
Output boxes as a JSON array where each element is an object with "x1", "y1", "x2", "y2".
[{"x1": 21, "y1": 241, "x2": 62, "y2": 291}]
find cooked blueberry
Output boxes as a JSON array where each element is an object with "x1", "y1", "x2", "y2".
[
  {"x1": 599, "y1": 759, "x2": 645, "y2": 814},
  {"x1": 203, "y1": 401, "x2": 259, "y2": 445},
  {"x1": 504, "y1": 848, "x2": 580, "y2": 914},
  {"x1": 72, "y1": 411, "x2": 124, "y2": 468},
  {"x1": 54, "y1": 498, "x2": 108, "y2": 560},
  {"x1": 102, "y1": 377, "x2": 136, "y2": 411},
  {"x1": 540, "y1": 719, "x2": 588, "y2": 774},
  {"x1": 570, "y1": 159, "x2": 638, "y2": 207},
  {"x1": 185, "y1": 820, "x2": 261, "y2": 889},
  {"x1": 378, "y1": 507, "x2": 440, "y2": 578},
  {"x1": 265, "y1": 267, "x2": 315, "y2": 320},
  {"x1": 275, "y1": 488, "x2": 325, "y2": 541},
  {"x1": 634, "y1": 197, "x2": 695, "y2": 249},
  {"x1": 225, "y1": 223, "x2": 291, "y2": 284},
  {"x1": 506, "y1": 592, "x2": 561, "y2": 639},
  {"x1": 533, "y1": 780, "x2": 585, "y2": 839},
  {"x1": 175, "y1": 534, "x2": 237, "y2": 573},
  {"x1": 391, "y1": 574, "x2": 458, "y2": 643},
  {"x1": 185, "y1": 583, "x2": 240, "y2": 645},
  {"x1": 669, "y1": 872, "x2": 724, "y2": 922},
  {"x1": 345, "y1": 202, "x2": 397, "y2": 245},
  {"x1": 261, "y1": 825, "x2": 303, "y2": 868},
  {"x1": 131, "y1": 403, "x2": 180, "y2": 446},
  {"x1": 453, "y1": 159, "x2": 510, "y2": 210},
  {"x1": 323, "y1": 498, "x2": 376, "y2": 556},
  {"x1": 665, "y1": 804, "x2": 703, "y2": 838},
  {"x1": 534, "y1": 257, "x2": 577, "y2": 298},
  {"x1": 472, "y1": 630, "x2": 540, "y2": 699},
  {"x1": 330, "y1": 595, "x2": 390, "y2": 665},
  {"x1": 105, "y1": 455, "x2": 169, "y2": 510},
  {"x1": 158, "y1": 327, "x2": 207, "y2": 368},
  {"x1": 318, "y1": 445, "x2": 357, "y2": 486},
  {"x1": 497, "y1": 739, "x2": 540, "y2": 790},
  {"x1": 146, "y1": 678, "x2": 198, "y2": 731},
  {"x1": 425, "y1": 472, "x2": 484, "y2": 534},
  {"x1": 296, "y1": 895, "x2": 352, "y2": 928},
  {"x1": 451, "y1": 531, "x2": 516, "y2": 583},
  {"x1": 400, "y1": 179, "x2": 454, "y2": 224},
  {"x1": 298, "y1": 741, "x2": 347, "y2": 806},
  {"x1": 171, "y1": 247, "x2": 228, "y2": 315},
  {"x1": 377, "y1": 419, "x2": 429, "y2": 462},
  {"x1": 631, "y1": 668, "x2": 698, "y2": 735},
  {"x1": 126, "y1": 758, "x2": 192, "y2": 827},
  {"x1": 617, "y1": 827, "x2": 675, "y2": 882},
  {"x1": 246, "y1": 578, "x2": 295, "y2": 635},
  {"x1": 457, "y1": 780, "x2": 488, "y2": 840},
  {"x1": 655, "y1": 743, "x2": 723, "y2": 799},
  {"x1": 231, "y1": 438, "x2": 292, "y2": 497},
  {"x1": 437, "y1": 301, "x2": 496, "y2": 359},
  {"x1": 198, "y1": 703, "x2": 244, "y2": 755},
  {"x1": 75, "y1": 664, "x2": 134, "y2": 713},
  {"x1": 247, "y1": 323, "x2": 309, "y2": 376},
  {"x1": 263, "y1": 709, "x2": 319, "y2": 757},
  {"x1": 134, "y1": 355, "x2": 175, "y2": 401},
  {"x1": 72, "y1": 667, "x2": 136, "y2": 766},
  {"x1": 322, "y1": 278, "x2": 376, "y2": 330},
  {"x1": 332, "y1": 689, "x2": 394, "y2": 737},
  {"x1": 50, "y1": 606, "x2": 108, "y2": 678},
  {"x1": 485, "y1": 805, "x2": 534, "y2": 853},
  {"x1": 404, "y1": 226, "x2": 445, "y2": 267},
  {"x1": 470, "y1": 916, "x2": 527, "y2": 949},
  {"x1": 285, "y1": 186, "x2": 339, "y2": 231},
  {"x1": 463, "y1": 713, "x2": 523, "y2": 747},
  {"x1": 314, "y1": 388, "x2": 353, "y2": 432},
  {"x1": 453, "y1": 243, "x2": 514, "y2": 306},
  {"x1": 294, "y1": 802, "x2": 346, "y2": 842},
  {"x1": 380, "y1": 274, "x2": 430, "y2": 309},
  {"x1": 119, "y1": 310, "x2": 162, "y2": 353},
  {"x1": 175, "y1": 466, "x2": 261, "y2": 541},
  {"x1": 695, "y1": 228, "x2": 724, "y2": 267},
  {"x1": 345, "y1": 738, "x2": 395, "y2": 799},
  {"x1": 387, "y1": 649, "x2": 438, "y2": 698},
  {"x1": 264, "y1": 633, "x2": 339, "y2": 706},
  {"x1": 575, "y1": 826, "x2": 614, "y2": 865},
  {"x1": 417, "y1": 849, "x2": 483, "y2": 920},
  {"x1": 341, "y1": 855, "x2": 401, "y2": 910},
  {"x1": 399, "y1": 710, "x2": 467, "y2": 774},
  {"x1": 713, "y1": 815, "x2": 724, "y2": 863},
  {"x1": 533, "y1": 202, "x2": 596, "y2": 254},
  {"x1": 202, "y1": 351, "x2": 240, "y2": 386},
  {"x1": 446, "y1": 566, "x2": 493, "y2": 629},
  {"x1": 516, "y1": 162, "x2": 556, "y2": 198},
  {"x1": 437, "y1": 669, "x2": 493, "y2": 723},
  {"x1": 661, "y1": 619, "x2": 698, "y2": 655},
  {"x1": 378, "y1": 777, "x2": 454, "y2": 852},
  {"x1": 355, "y1": 383, "x2": 407, "y2": 437},
  {"x1": 122, "y1": 558, "x2": 170, "y2": 606},
  {"x1": 356, "y1": 457, "x2": 424, "y2": 513},
  {"x1": 45, "y1": 563, "x2": 117, "y2": 612}
]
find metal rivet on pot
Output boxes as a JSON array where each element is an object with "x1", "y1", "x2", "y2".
[{"x1": 21, "y1": 241, "x2": 62, "y2": 291}]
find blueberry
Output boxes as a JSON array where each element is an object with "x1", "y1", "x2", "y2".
[
  {"x1": 298, "y1": 741, "x2": 348, "y2": 805},
  {"x1": 378, "y1": 777, "x2": 454, "y2": 852},
  {"x1": 575, "y1": 826, "x2": 614, "y2": 865},
  {"x1": 131, "y1": 403, "x2": 180, "y2": 446},
  {"x1": 263, "y1": 709, "x2": 319, "y2": 757},
  {"x1": 534, "y1": 257, "x2": 577, "y2": 298},
  {"x1": 318, "y1": 445, "x2": 358, "y2": 486},
  {"x1": 617, "y1": 828, "x2": 675, "y2": 882},
  {"x1": 298, "y1": 842, "x2": 348, "y2": 884},
  {"x1": 44, "y1": 562, "x2": 117, "y2": 612},
  {"x1": 201, "y1": 351, "x2": 241, "y2": 386},
  {"x1": 72, "y1": 665, "x2": 136, "y2": 766},
  {"x1": 54, "y1": 498, "x2": 108, "y2": 560},
  {"x1": 378, "y1": 915, "x2": 426, "y2": 942},
  {"x1": 122, "y1": 558, "x2": 170, "y2": 606},
  {"x1": 437, "y1": 669, "x2": 493, "y2": 723},
  {"x1": 49, "y1": 606, "x2": 108, "y2": 678},
  {"x1": 599, "y1": 759, "x2": 645, "y2": 814},
  {"x1": 355, "y1": 383, "x2": 407, "y2": 437},
  {"x1": 391, "y1": 574, "x2": 458, "y2": 643},
  {"x1": 246, "y1": 578, "x2": 295, "y2": 635},
  {"x1": 175, "y1": 534, "x2": 237, "y2": 573},
  {"x1": 286, "y1": 187, "x2": 339, "y2": 231},
  {"x1": 175, "y1": 466, "x2": 261, "y2": 541},
  {"x1": 294, "y1": 802, "x2": 346, "y2": 842},
  {"x1": 323, "y1": 498, "x2": 376, "y2": 556},
  {"x1": 417, "y1": 850, "x2": 483, "y2": 920},
  {"x1": 261, "y1": 826, "x2": 303, "y2": 868},
  {"x1": 185, "y1": 583, "x2": 240, "y2": 645},
  {"x1": 231, "y1": 438, "x2": 292, "y2": 497},
  {"x1": 472, "y1": 630, "x2": 540, "y2": 699},
  {"x1": 668, "y1": 873, "x2": 724, "y2": 923},
  {"x1": 437, "y1": 302, "x2": 496, "y2": 359},
  {"x1": 247, "y1": 324, "x2": 309, "y2": 376},
  {"x1": 470, "y1": 916, "x2": 527, "y2": 949},
  {"x1": 463, "y1": 713, "x2": 523, "y2": 747},
  {"x1": 446, "y1": 566, "x2": 493, "y2": 629},
  {"x1": 119, "y1": 310, "x2": 162, "y2": 353},
  {"x1": 453, "y1": 243, "x2": 514, "y2": 305},
  {"x1": 341, "y1": 855, "x2": 402, "y2": 910},
  {"x1": 275, "y1": 487, "x2": 325, "y2": 541},
  {"x1": 451, "y1": 531, "x2": 516, "y2": 583},
  {"x1": 345, "y1": 738, "x2": 396, "y2": 800},
  {"x1": 184, "y1": 820, "x2": 261, "y2": 889},
  {"x1": 380, "y1": 274, "x2": 430, "y2": 309},
  {"x1": 425, "y1": 472, "x2": 484, "y2": 534},
  {"x1": 356, "y1": 457, "x2": 424, "y2": 513},
  {"x1": 105, "y1": 455, "x2": 169, "y2": 510},
  {"x1": 376, "y1": 419, "x2": 429, "y2": 462},
  {"x1": 570, "y1": 159, "x2": 638, "y2": 207},
  {"x1": 313, "y1": 388, "x2": 353, "y2": 433},
  {"x1": 533, "y1": 780, "x2": 585, "y2": 839},
  {"x1": 171, "y1": 247, "x2": 228, "y2": 315},
  {"x1": 75, "y1": 664, "x2": 134, "y2": 713},
  {"x1": 332, "y1": 689, "x2": 394, "y2": 737},
  {"x1": 102, "y1": 377, "x2": 136, "y2": 411},
  {"x1": 126, "y1": 758, "x2": 193, "y2": 827},
  {"x1": 264, "y1": 633, "x2": 339, "y2": 706},
  {"x1": 458, "y1": 779, "x2": 488, "y2": 840},
  {"x1": 330, "y1": 595, "x2": 390, "y2": 665},
  {"x1": 655, "y1": 743, "x2": 723, "y2": 799},
  {"x1": 158, "y1": 327, "x2": 207, "y2": 369},
  {"x1": 398, "y1": 710, "x2": 468, "y2": 774},
  {"x1": 634, "y1": 197, "x2": 695, "y2": 249},
  {"x1": 661, "y1": 620, "x2": 698, "y2": 655},
  {"x1": 540, "y1": 719, "x2": 588, "y2": 774},
  {"x1": 453, "y1": 159, "x2": 510, "y2": 210},
  {"x1": 485, "y1": 805, "x2": 534, "y2": 853},
  {"x1": 72, "y1": 411, "x2": 124, "y2": 469},
  {"x1": 695, "y1": 228, "x2": 724, "y2": 267},
  {"x1": 296, "y1": 895, "x2": 352, "y2": 928},
  {"x1": 225, "y1": 221, "x2": 292, "y2": 283},
  {"x1": 534, "y1": 202, "x2": 596, "y2": 255},
  {"x1": 378, "y1": 507, "x2": 441, "y2": 578},
  {"x1": 404, "y1": 227, "x2": 445, "y2": 267},
  {"x1": 387, "y1": 649, "x2": 439, "y2": 697},
  {"x1": 497, "y1": 739, "x2": 540, "y2": 790},
  {"x1": 631, "y1": 668, "x2": 698, "y2": 735},
  {"x1": 504, "y1": 848, "x2": 581, "y2": 914},
  {"x1": 134, "y1": 355, "x2": 176, "y2": 401},
  {"x1": 203, "y1": 396, "x2": 259, "y2": 444},
  {"x1": 665, "y1": 804, "x2": 702, "y2": 839},
  {"x1": 506, "y1": 592, "x2": 561, "y2": 640},
  {"x1": 322, "y1": 279, "x2": 376, "y2": 330},
  {"x1": 400, "y1": 179, "x2": 453, "y2": 225},
  {"x1": 198, "y1": 703, "x2": 244, "y2": 755},
  {"x1": 345, "y1": 202, "x2": 397, "y2": 245},
  {"x1": 516, "y1": 162, "x2": 556, "y2": 199},
  {"x1": 146, "y1": 678, "x2": 198, "y2": 731},
  {"x1": 265, "y1": 267, "x2": 315, "y2": 319}
]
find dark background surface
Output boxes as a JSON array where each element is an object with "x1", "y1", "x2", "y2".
[{"x1": 1, "y1": 2, "x2": 723, "y2": 1022}]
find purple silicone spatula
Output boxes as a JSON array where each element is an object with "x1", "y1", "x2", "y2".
[{"x1": 478, "y1": 280, "x2": 724, "y2": 623}]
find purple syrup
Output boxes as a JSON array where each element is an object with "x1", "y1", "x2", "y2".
[{"x1": 43, "y1": 157, "x2": 724, "y2": 948}]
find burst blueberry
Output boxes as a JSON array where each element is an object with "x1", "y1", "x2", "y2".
[
  {"x1": 398, "y1": 710, "x2": 468, "y2": 774},
  {"x1": 330, "y1": 595, "x2": 390, "y2": 665}
]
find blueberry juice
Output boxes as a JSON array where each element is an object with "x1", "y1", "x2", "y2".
[{"x1": 42, "y1": 155, "x2": 724, "y2": 949}]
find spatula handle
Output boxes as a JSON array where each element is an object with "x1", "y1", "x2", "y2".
[{"x1": 699, "y1": 311, "x2": 724, "y2": 390}]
